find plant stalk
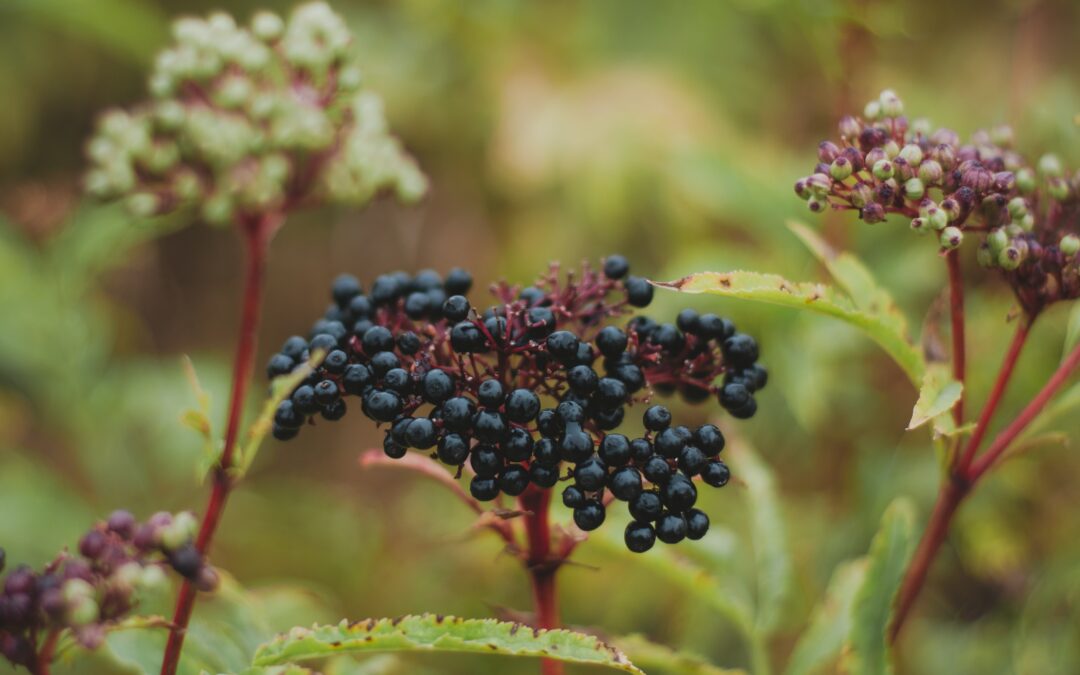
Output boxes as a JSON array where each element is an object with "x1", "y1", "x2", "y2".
[
  {"x1": 160, "y1": 212, "x2": 278, "y2": 675},
  {"x1": 945, "y1": 250, "x2": 966, "y2": 425},
  {"x1": 520, "y1": 486, "x2": 563, "y2": 675}
]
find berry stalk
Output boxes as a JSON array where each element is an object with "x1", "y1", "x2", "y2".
[
  {"x1": 946, "y1": 250, "x2": 966, "y2": 426},
  {"x1": 520, "y1": 487, "x2": 563, "y2": 675},
  {"x1": 160, "y1": 212, "x2": 278, "y2": 675}
]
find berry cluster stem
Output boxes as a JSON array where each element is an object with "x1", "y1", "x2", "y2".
[
  {"x1": 891, "y1": 324, "x2": 1080, "y2": 642},
  {"x1": 32, "y1": 631, "x2": 59, "y2": 675},
  {"x1": 946, "y1": 250, "x2": 966, "y2": 425},
  {"x1": 519, "y1": 486, "x2": 564, "y2": 675},
  {"x1": 160, "y1": 211, "x2": 280, "y2": 675}
]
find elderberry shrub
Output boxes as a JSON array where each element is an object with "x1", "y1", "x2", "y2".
[
  {"x1": 267, "y1": 257, "x2": 767, "y2": 552},
  {"x1": 0, "y1": 511, "x2": 214, "y2": 670}
]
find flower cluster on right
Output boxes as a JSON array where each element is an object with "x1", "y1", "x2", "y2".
[{"x1": 796, "y1": 90, "x2": 1079, "y2": 314}]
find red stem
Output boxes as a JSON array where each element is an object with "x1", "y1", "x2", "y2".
[
  {"x1": 946, "y1": 250, "x2": 966, "y2": 425},
  {"x1": 160, "y1": 213, "x2": 277, "y2": 675},
  {"x1": 33, "y1": 630, "x2": 59, "y2": 675},
  {"x1": 519, "y1": 486, "x2": 563, "y2": 675},
  {"x1": 955, "y1": 317, "x2": 1032, "y2": 471}
]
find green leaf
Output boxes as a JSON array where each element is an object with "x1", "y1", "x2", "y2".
[
  {"x1": 252, "y1": 615, "x2": 643, "y2": 673},
  {"x1": 783, "y1": 559, "x2": 868, "y2": 675},
  {"x1": 907, "y1": 363, "x2": 963, "y2": 435},
  {"x1": 182, "y1": 356, "x2": 222, "y2": 484},
  {"x1": 205, "y1": 668, "x2": 317, "y2": 675},
  {"x1": 1064, "y1": 302, "x2": 1080, "y2": 362},
  {"x1": 848, "y1": 499, "x2": 917, "y2": 675},
  {"x1": 731, "y1": 445, "x2": 792, "y2": 637},
  {"x1": 657, "y1": 270, "x2": 923, "y2": 385},
  {"x1": 232, "y1": 350, "x2": 325, "y2": 479},
  {"x1": 613, "y1": 634, "x2": 746, "y2": 674},
  {"x1": 1017, "y1": 380, "x2": 1080, "y2": 442}
]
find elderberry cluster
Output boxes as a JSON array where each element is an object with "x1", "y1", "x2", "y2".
[
  {"x1": 268, "y1": 256, "x2": 768, "y2": 552},
  {"x1": 799, "y1": 89, "x2": 1080, "y2": 314},
  {"x1": 0, "y1": 511, "x2": 214, "y2": 671}
]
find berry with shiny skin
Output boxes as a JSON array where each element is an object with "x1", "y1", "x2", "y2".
[
  {"x1": 573, "y1": 501, "x2": 606, "y2": 531},
  {"x1": 624, "y1": 276, "x2": 654, "y2": 307},
  {"x1": 567, "y1": 365, "x2": 599, "y2": 394},
  {"x1": 624, "y1": 521, "x2": 656, "y2": 553},
  {"x1": 562, "y1": 485, "x2": 586, "y2": 509},
  {"x1": 505, "y1": 389, "x2": 541, "y2": 423},
  {"x1": 686, "y1": 509, "x2": 710, "y2": 540},
  {"x1": 422, "y1": 369, "x2": 455, "y2": 403},
  {"x1": 437, "y1": 433, "x2": 470, "y2": 465},
  {"x1": 442, "y1": 295, "x2": 471, "y2": 322},
  {"x1": 364, "y1": 390, "x2": 402, "y2": 422},
  {"x1": 643, "y1": 405, "x2": 672, "y2": 431},
  {"x1": 656, "y1": 512, "x2": 688, "y2": 544},
  {"x1": 609, "y1": 466, "x2": 643, "y2": 501},
  {"x1": 498, "y1": 465, "x2": 530, "y2": 496},
  {"x1": 596, "y1": 326, "x2": 628, "y2": 357},
  {"x1": 694, "y1": 424, "x2": 725, "y2": 454},
  {"x1": 267, "y1": 353, "x2": 294, "y2": 378},
  {"x1": 502, "y1": 427, "x2": 535, "y2": 462},
  {"x1": 470, "y1": 477, "x2": 499, "y2": 501},
  {"x1": 599, "y1": 434, "x2": 631, "y2": 466},
  {"x1": 642, "y1": 456, "x2": 673, "y2": 484},
  {"x1": 574, "y1": 457, "x2": 607, "y2": 491},
  {"x1": 702, "y1": 460, "x2": 731, "y2": 487},
  {"x1": 530, "y1": 463, "x2": 560, "y2": 488},
  {"x1": 603, "y1": 254, "x2": 630, "y2": 280},
  {"x1": 630, "y1": 437, "x2": 654, "y2": 462},
  {"x1": 469, "y1": 445, "x2": 502, "y2": 477},
  {"x1": 663, "y1": 475, "x2": 697, "y2": 511},
  {"x1": 472, "y1": 409, "x2": 508, "y2": 443}
]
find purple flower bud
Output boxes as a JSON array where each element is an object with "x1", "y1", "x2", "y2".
[
  {"x1": 849, "y1": 182, "x2": 873, "y2": 208},
  {"x1": 918, "y1": 159, "x2": 944, "y2": 185},
  {"x1": 3, "y1": 566, "x2": 34, "y2": 595},
  {"x1": 841, "y1": 146, "x2": 864, "y2": 171},
  {"x1": 865, "y1": 147, "x2": 888, "y2": 168},
  {"x1": 838, "y1": 115, "x2": 861, "y2": 139},
  {"x1": 132, "y1": 523, "x2": 158, "y2": 551},
  {"x1": 930, "y1": 128, "x2": 959, "y2": 147},
  {"x1": 932, "y1": 143, "x2": 956, "y2": 169},
  {"x1": 859, "y1": 127, "x2": 888, "y2": 151},
  {"x1": 794, "y1": 179, "x2": 809, "y2": 199},
  {"x1": 818, "y1": 141, "x2": 841, "y2": 163},
  {"x1": 960, "y1": 161, "x2": 993, "y2": 193},
  {"x1": 107, "y1": 510, "x2": 137, "y2": 538},
  {"x1": 79, "y1": 530, "x2": 108, "y2": 560},
  {"x1": 861, "y1": 202, "x2": 886, "y2": 223}
]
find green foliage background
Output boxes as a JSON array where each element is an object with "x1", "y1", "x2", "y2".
[{"x1": 2, "y1": 1, "x2": 1080, "y2": 673}]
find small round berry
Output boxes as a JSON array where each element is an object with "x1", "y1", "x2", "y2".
[
  {"x1": 571, "y1": 341, "x2": 596, "y2": 366},
  {"x1": 537, "y1": 409, "x2": 562, "y2": 438},
  {"x1": 527, "y1": 306, "x2": 557, "y2": 337},
  {"x1": 106, "y1": 510, "x2": 136, "y2": 538},
  {"x1": 313, "y1": 379, "x2": 340, "y2": 406},
  {"x1": 498, "y1": 465, "x2": 530, "y2": 496},
  {"x1": 309, "y1": 333, "x2": 338, "y2": 353},
  {"x1": 694, "y1": 424, "x2": 725, "y2": 455},
  {"x1": 383, "y1": 368, "x2": 412, "y2": 395},
  {"x1": 364, "y1": 390, "x2": 403, "y2": 422},
  {"x1": 630, "y1": 437, "x2": 654, "y2": 462},
  {"x1": 562, "y1": 485, "x2": 586, "y2": 509},
  {"x1": 450, "y1": 321, "x2": 487, "y2": 353},
  {"x1": 603, "y1": 254, "x2": 630, "y2": 280},
  {"x1": 469, "y1": 444, "x2": 502, "y2": 478},
  {"x1": 341, "y1": 363, "x2": 372, "y2": 396},
  {"x1": 502, "y1": 427, "x2": 535, "y2": 462},
  {"x1": 444, "y1": 268, "x2": 473, "y2": 295},
  {"x1": 404, "y1": 417, "x2": 437, "y2": 449},
  {"x1": 281, "y1": 335, "x2": 308, "y2": 360},
  {"x1": 697, "y1": 313, "x2": 734, "y2": 340},
  {"x1": 656, "y1": 512, "x2": 688, "y2": 544},
  {"x1": 556, "y1": 400, "x2": 585, "y2": 424},
  {"x1": 723, "y1": 333, "x2": 759, "y2": 368},
  {"x1": 624, "y1": 521, "x2": 656, "y2": 553},
  {"x1": 567, "y1": 365, "x2": 599, "y2": 394},
  {"x1": 559, "y1": 426, "x2": 594, "y2": 463},
  {"x1": 323, "y1": 349, "x2": 349, "y2": 374},
  {"x1": 369, "y1": 351, "x2": 401, "y2": 377},
  {"x1": 573, "y1": 500, "x2": 606, "y2": 531},
  {"x1": 396, "y1": 331, "x2": 421, "y2": 355},
  {"x1": 650, "y1": 323, "x2": 685, "y2": 354},
  {"x1": 530, "y1": 463, "x2": 560, "y2": 488},
  {"x1": 596, "y1": 326, "x2": 628, "y2": 357},
  {"x1": 404, "y1": 291, "x2": 430, "y2": 319},
  {"x1": 676, "y1": 308, "x2": 700, "y2": 334},
  {"x1": 331, "y1": 274, "x2": 362, "y2": 307},
  {"x1": 719, "y1": 382, "x2": 752, "y2": 411},
  {"x1": 382, "y1": 434, "x2": 405, "y2": 459},
  {"x1": 599, "y1": 434, "x2": 631, "y2": 466},
  {"x1": 274, "y1": 400, "x2": 304, "y2": 428},
  {"x1": 663, "y1": 475, "x2": 698, "y2": 511},
  {"x1": 610, "y1": 362, "x2": 645, "y2": 393},
  {"x1": 531, "y1": 434, "x2": 557, "y2": 466},
  {"x1": 730, "y1": 397, "x2": 758, "y2": 419},
  {"x1": 321, "y1": 398, "x2": 347, "y2": 421},
  {"x1": 609, "y1": 466, "x2": 643, "y2": 501},
  {"x1": 574, "y1": 456, "x2": 608, "y2": 491},
  {"x1": 643, "y1": 405, "x2": 672, "y2": 431},
  {"x1": 272, "y1": 423, "x2": 299, "y2": 441},
  {"x1": 370, "y1": 274, "x2": 403, "y2": 305},
  {"x1": 629, "y1": 491, "x2": 663, "y2": 521},
  {"x1": 624, "y1": 276, "x2": 654, "y2": 307},
  {"x1": 422, "y1": 369, "x2": 455, "y2": 404},
  {"x1": 442, "y1": 295, "x2": 471, "y2": 322},
  {"x1": 473, "y1": 409, "x2": 509, "y2": 443},
  {"x1": 361, "y1": 326, "x2": 395, "y2": 355},
  {"x1": 470, "y1": 476, "x2": 500, "y2": 502},
  {"x1": 477, "y1": 380, "x2": 505, "y2": 406},
  {"x1": 686, "y1": 509, "x2": 710, "y2": 540},
  {"x1": 79, "y1": 530, "x2": 108, "y2": 559},
  {"x1": 678, "y1": 445, "x2": 708, "y2": 476},
  {"x1": 484, "y1": 315, "x2": 507, "y2": 346},
  {"x1": 441, "y1": 397, "x2": 476, "y2": 432},
  {"x1": 505, "y1": 389, "x2": 541, "y2": 423},
  {"x1": 642, "y1": 456, "x2": 673, "y2": 484},
  {"x1": 654, "y1": 428, "x2": 686, "y2": 458},
  {"x1": 390, "y1": 417, "x2": 414, "y2": 445},
  {"x1": 701, "y1": 460, "x2": 731, "y2": 488},
  {"x1": 169, "y1": 543, "x2": 204, "y2": 580},
  {"x1": 266, "y1": 353, "x2": 295, "y2": 379},
  {"x1": 592, "y1": 406, "x2": 625, "y2": 431},
  {"x1": 519, "y1": 286, "x2": 545, "y2": 306},
  {"x1": 437, "y1": 433, "x2": 470, "y2": 465},
  {"x1": 546, "y1": 330, "x2": 580, "y2": 360},
  {"x1": 348, "y1": 294, "x2": 373, "y2": 319},
  {"x1": 593, "y1": 377, "x2": 627, "y2": 409}
]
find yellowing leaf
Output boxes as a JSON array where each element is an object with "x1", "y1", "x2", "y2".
[{"x1": 907, "y1": 363, "x2": 963, "y2": 433}]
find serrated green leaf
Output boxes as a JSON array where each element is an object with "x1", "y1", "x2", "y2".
[
  {"x1": 613, "y1": 634, "x2": 746, "y2": 674},
  {"x1": 232, "y1": 350, "x2": 324, "y2": 479},
  {"x1": 731, "y1": 445, "x2": 792, "y2": 637},
  {"x1": 787, "y1": 221, "x2": 909, "y2": 336},
  {"x1": 252, "y1": 615, "x2": 643, "y2": 673},
  {"x1": 848, "y1": 499, "x2": 916, "y2": 675},
  {"x1": 907, "y1": 363, "x2": 963, "y2": 434},
  {"x1": 657, "y1": 270, "x2": 923, "y2": 385},
  {"x1": 783, "y1": 559, "x2": 868, "y2": 675}
]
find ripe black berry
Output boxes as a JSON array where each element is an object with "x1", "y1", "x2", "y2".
[
  {"x1": 526, "y1": 306, "x2": 556, "y2": 337},
  {"x1": 274, "y1": 400, "x2": 304, "y2": 428},
  {"x1": 676, "y1": 308, "x2": 700, "y2": 334},
  {"x1": 624, "y1": 276, "x2": 654, "y2": 307},
  {"x1": 437, "y1": 433, "x2": 470, "y2": 465},
  {"x1": 477, "y1": 379, "x2": 505, "y2": 408},
  {"x1": 599, "y1": 434, "x2": 631, "y2": 466},
  {"x1": 650, "y1": 323, "x2": 684, "y2": 353},
  {"x1": 662, "y1": 475, "x2": 697, "y2": 511},
  {"x1": 469, "y1": 444, "x2": 502, "y2": 477},
  {"x1": 473, "y1": 409, "x2": 508, "y2": 443},
  {"x1": 546, "y1": 330, "x2": 580, "y2": 360},
  {"x1": 313, "y1": 380, "x2": 339, "y2": 406},
  {"x1": 701, "y1": 460, "x2": 730, "y2": 487},
  {"x1": 396, "y1": 331, "x2": 421, "y2": 354},
  {"x1": 573, "y1": 501, "x2": 606, "y2": 531},
  {"x1": 470, "y1": 476, "x2": 499, "y2": 501},
  {"x1": 323, "y1": 349, "x2": 349, "y2": 374},
  {"x1": 596, "y1": 326, "x2": 628, "y2": 357},
  {"x1": 656, "y1": 512, "x2": 687, "y2": 544},
  {"x1": 498, "y1": 465, "x2": 530, "y2": 496},
  {"x1": 272, "y1": 423, "x2": 299, "y2": 440},
  {"x1": 654, "y1": 428, "x2": 685, "y2": 458},
  {"x1": 444, "y1": 267, "x2": 473, "y2": 295},
  {"x1": 574, "y1": 457, "x2": 607, "y2": 491},
  {"x1": 533, "y1": 438, "x2": 559, "y2": 465},
  {"x1": 404, "y1": 417, "x2": 437, "y2": 449},
  {"x1": 630, "y1": 437, "x2": 654, "y2": 462},
  {"x1": 562, "y1": 485, "x2": 585, "y2": 509},
  {"x1": 503, "y1": 427, "x2": 535, "y2": 461},
  {"x1": 404, "y1": 292, "x2": 430, "y2": 319},
  {"x1": 442, "y1": 295, "x2": 470, "y2": 322},
  {"x1": 537, "y1": 409, "x2": 562, "y2": 437},
  {"x1": 506, "y1": 388, "x2": 540, "y2": 424},
  {"x1": 624, "y1": 521, "x2": 656, "y2": 553},
  {"x1": 722, "y1": 333, "x2": 759, "y2": 368},
  {"x1": 332, "y1": 274, "x2": 362, "y2": 307},
  {"x1": 441, "y1": 397, "x2": 475, "y2": 432},
  {"x1": 530, "y1": 464, "x2": 560, "y2": 488},
  {"x1": 310, "y1": 333, "x2": 337, "y2": 353},
  {"x1": 610, "y1": 362, "x2": 645, "y2": 392},
  {"x1": 686, "y1": 509, "x2": 710, "y2": 540},
  {"x1": 267, "y1": 353, "x2": 295, "y2": 378},
  {"x1": 643, "y1": 405, "x2": 672, "y2": 431},
  {"x1": 364, "y1": 390, "x2": 403, "y2": 422},
  {"x1": 678, "y1": 445, "x2": 708, "y2": 476},
  {"x1": 603, "y1": 254, "x2": 630, "y2": 280},
  {"x1": 361, "y1": 326, "x2": 394, "y2": 355},
  {"x1": 642, "y1": 456, "x2": 673, "y2": 484},
  {"x1": 593, "y1": 377, "x2": 627, "y2": 409},
  {"x1": 422, "y1": 369, "x2": 455, "y2": 403},
  {"x1": 281, "y1": 335, "x2": 308, "y2": 360},
  {"x1": 450, "y1": 321, "x2": 486, "y2": 353},
  {"x1": 697, "y1": 313, "x2": 734, "y2": 340},
  {"x1": 321, "y1": 398, "x2": 347, "y2": 421},
  {"x1": 694, "y1": 424, "x2": 725, "y2": 454},
  {"x1": 556, "y1": 400, "x2": 585, "y2": 424},
  {"x1": 609, "y1": 466, "x2": 643, "y2": 501},
  {"x1": 592, "y1": 407, "x2": 625, "y2": 431},
  {"x1": 560, "y1": 426, "x2": 594, "y2": 462},
  {"x1": 169, "y1": 543, "x2": 204, "y2": 581},
  {"x1": 348, "y1": 295, "x2": 373, "y2": 319},
  {"x1": 567, "y1": 365, "x2": 598, "y2": 394},
  {"x1": 383, "y1": 368, "x2": 412, "y2": 395},
  {"x1": 369, "y1": 351, "x2": 400, "y2": 377}
]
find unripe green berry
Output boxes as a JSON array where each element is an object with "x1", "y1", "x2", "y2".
[
  {"x1": 126, "y1": 193, "x2": 159, "y2": 218},
  {"x1": 999, "y1": 245, "x2": 1023, "y2": 270},
  {"x1": 899, "y1": 144, "x2": 924, "y2": 166},
  {"x1": 1038, "y1": 153, "x2": 1063, "y2": 177},
  {"x1": 988, "y1": 228, "x2": 1009, "y2": 255},
  {"x1": 114, "y1": 562, "x2": 144, "y2": 590},
  {"x1": 883, "y1": 140, "x2": 900, "y2": 159},
  {"x1": 1061, "y1": 234, "x2": 1080, "y2": 256},
  {"x1": 849, "y1": 183, "x2": 873, "y2": 208},
  {"x1": 252, "y1": 11, "x2": 284, "y2": 41},
  {"x1": 67, "y1": 596, "x2": 99, "y2": 627},
  {"x1": 1007, "y1": 196, "x2": 1028, "y2": 219},
  {"x1": 140, "y1": 565, "x2": 168, "y2": 590},
  {"x1": 918, "y1": 159, "x2": 943, "y2": 185},
  {"x1": 864, "y1": 100, "x2": 882, "y2": 120},
  {"x1": 62, "y1": 578, "x2": 94, "y2": 603},
  {"x1": 1016, "y1": 168, "x2": 1036, "y2": 193},
  {"x1": 991, "y1": 124, "x2": 1014, "y2": 147},
  {"x1": 928, "y1": 207, "x2": 948, "y2": 231},
  {"x1": 1019, "y1": 213, "x2": 1035, "y2": 232},
  {"x1": 910, "y1": 217, "x2": 929, "y2": 234},
  {"x1": 830, "y1": 157, "x2": 853, "y2": 181},
  {"x1": 872, "y1": 159, "x2": 894, "y2": 180},
  {"x1": 879, "y1": 89, "x2": 903, "y2": 117},
  {"x1": 904, "y1": 177, "x2": 925, "y2": 201},
  {"x1": 806, "y1": 196, "x2": 826, "y2": 213},
  {"x1": 940, "y1": 226, "x2": 963, "y2": 249},
  {"x1": 976, "y1": 243, "x2": 994, "y2": 267},
  {"x1": 911, "y1": 117, "x2": 932, "y2": 136},
  {"x1": 1048, "y1": 177, "x2": 1070, "y2": 201}
]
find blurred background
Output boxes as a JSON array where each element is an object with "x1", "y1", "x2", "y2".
[{"x1": 2, "y1": 0, "x2": 1080, "y2": 673}]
